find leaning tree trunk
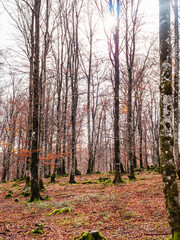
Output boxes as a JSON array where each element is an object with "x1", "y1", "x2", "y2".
[
  {"x1": 30, "y1": 0, "x2": 41, "y2": 202},
  {"x1": 159, "y1": 0, "x2": 180, "y2": 238}
]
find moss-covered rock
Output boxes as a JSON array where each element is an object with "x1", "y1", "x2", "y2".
[
  {"x1": 4, "y1": 193, "x2": 13, "y2": 199},
  {"x1": 82, "y1": 180, "x2": 98, "y2": 184},
  {"x1": 48, "y1": 207, "x2": 71, "y2": 216},
  {"x1": 98, "y1": 177, "x2": 111, "y2": 183},
  {"x1": 43, "y1": 195, "x2": 50, "y2": 200},
  {"x1": 61, "y1": 173, "x2": 68, "y2": 177},
  {"x1": 22, "y1": 187, "x2": 31, "y2": 197},
  {"x1": 59, "y1": 207, "x2": 71, "y2": 214},
  {"x1": 31, "y1": 227, "x2": 44, "y2": 234},
  {"x1": 16, "y1": 176, "x2": 25, "y2": 182},
  {"x1": 12, "y1": 183, "x2": 19, "y2": 188},
  {"x1": 74, "y1": 230, "x2": 106, "y2": 240},
  {"x1": 149, "y1": 165, "x2": 161, "y2": 173}
]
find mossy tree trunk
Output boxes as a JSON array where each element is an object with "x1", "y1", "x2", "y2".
[
  {"x1": 173, "y1": 0, "x2": 180, "y2": 179},
  {"x1": 159, "y1": 0, "x2": 180, "y2": 237},
  {"x1": 30, "y1": 0, "x2": 41, "y2": 202}
]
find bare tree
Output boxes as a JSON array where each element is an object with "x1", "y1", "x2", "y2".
[
  {"x1": 69, "y1": 0, "x2": 82, "y2": 183},
  {"x1": 109, "y1": 0, "x2": 123, "y2": 183},
  {"x1": 30, "y1": 0, "x2": 42, "y2": 202},
  {"x1": 124, "y1": 0, "x2": 142, "y2": 179}
]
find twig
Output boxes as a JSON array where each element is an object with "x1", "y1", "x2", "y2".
[{"x1": 145, "y1": 233, "x2": 171, "y2": 236}]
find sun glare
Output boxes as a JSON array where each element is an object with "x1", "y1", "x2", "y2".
[{"x1": 103, "y1": 13, "x2": 116, "y2": 33}]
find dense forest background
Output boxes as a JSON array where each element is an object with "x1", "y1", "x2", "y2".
[{"x1": 0, "y1": 0, "x2": 163, "y2": 180}]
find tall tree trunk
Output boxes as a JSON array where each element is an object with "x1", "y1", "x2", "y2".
[
  {"x1": 26, "y1": 11, "x2": 34, "y2": 188},
  {"x1": 132, "y1": 105, "x2": 137, "y2": 169},
  {"x1": 1, "y1": 147, "x2": 6, "y2": 182},
  {"x1": 138, "y1": 103, "x2": 143, "y2": 169},
  {"x1": 144, "y1": 126, "x2": 148, "y2": 169},
  {"x1": 17, "y1": 119, "x2": 22, "y2": 180},
  {"x1": 62, "y1": 62, "x2": 69, "y2": 175},
  {"x1": 49, "y1": 90, "x2": 55, "y2": 180},
  {"x1": 39, "y1": 69, "x2": 45, "y2": 190},
  {"x1": 44, "y1": 88, "x2": 49, "y2": 177},
  {"x1": 173, "y1": 0, "x2": 180, "y2": 179},
  {"x1": 51, "y1": 51, "x2": 63, "y2": 182},
  {"x1": 159, "y1": 0, "x2": 180, "y2": 238},
  {"x1": 30, "y1": 0, "x2": 41, "y2": 202},
  {"x1": 125, "y1": 0, "x2": 137, "y2": 180},
  {"x1": 39, "y1": 0, "x2": 50, "y2": 190},
  {"x1": 86, "y1": 20, "x2": 93, "y2": 174},
  {"x1": 69, "y1": 2, "x2": 80, "y2": 183},
  {"x1": 127, "y1": 68, "x2": 135, "y2": 179},
  {"x1": 113, "y1": 0, "x2": 123, "y2": 184}
]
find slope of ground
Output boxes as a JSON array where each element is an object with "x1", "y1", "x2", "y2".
[{"x1": 0, "y1": 171, "x2": 179, "y2": 239}]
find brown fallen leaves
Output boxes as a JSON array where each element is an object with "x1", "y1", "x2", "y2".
[{"x1": 0, "y1": 171, "x2": 178, "y2": 239}]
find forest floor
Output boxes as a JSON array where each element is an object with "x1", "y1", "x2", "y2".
[{"x1": 0, "y1": 170, "x2": 179, "y2": 240}]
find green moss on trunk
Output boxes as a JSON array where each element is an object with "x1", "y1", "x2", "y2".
[
  {"x1": 159, "y1": 0, "x2": 180, "y2": 237},
  {"x1": 173, "y1": 231, "x2": 180, "y2": 240}
]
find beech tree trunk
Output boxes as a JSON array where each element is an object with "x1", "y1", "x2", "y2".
[
  {"x1": 125, "y1": 0, "x2": 139, "y2": 180},
  {"x1": 69, "y1": 0, "x2": 81, "y2": 183},
  {"x1": 86, "y1": 16, "x2": 93, "y2": 174},
  {"x1": 30, "y1": 0, "x2": 41, "y2": 202},
  {"x1": 159, "y1": 0, "x2": 180, "y2": 238},
  {"x1": 173, "y1": 0, "x2": 180, "y2": 179},
  {"x1": 113, "y1": 0, "x2": 123, "y2": 184},
  {"x1": 51, "y1": 24, "x2": 64, "y2": 182},
  {"x1": 62, "y1": 55, "x2": 69, "y2": 176}
]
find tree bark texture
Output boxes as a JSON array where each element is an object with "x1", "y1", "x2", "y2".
[
  {"x1": 125, "y1": 0, "x2": 136, "y2": 179},
  {"x1": 173, "y1": 0, "x2": 180, "y2": 179},
  {"x1": 69, "y1": 2, "x2": 80, "y2": 183},
  {"x1": 113, "y1": 0, "x2": 123, "y2": 184},
  {"x1": 30, "y1": 0, "x2": 41, "y2": 202},
  {"x1": 159, "y1": 0, "x2": 180, "y2": 237}
]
